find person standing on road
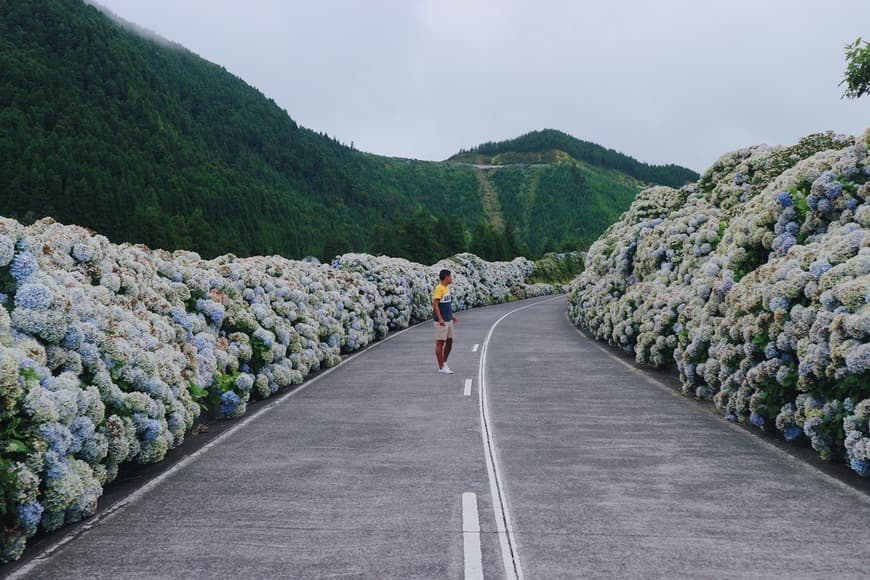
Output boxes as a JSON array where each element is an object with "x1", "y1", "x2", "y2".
[{"x1": 433, "y1": 269, "x2": 457, "y2": 374}]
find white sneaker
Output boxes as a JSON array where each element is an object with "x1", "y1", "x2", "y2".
[{"x1": 439, "y1": 366, "x2": 454, "y2": 374}]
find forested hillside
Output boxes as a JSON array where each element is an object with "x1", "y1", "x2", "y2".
[
  {"x1": 450, "y1": 129, "x2": 698, "y2": 187},
  {"x1": 0, "y1": 0, "x2": 697, "y2": 262}
]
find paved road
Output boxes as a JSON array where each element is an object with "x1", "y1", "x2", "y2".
[
  {"x1": 9, "y1": 296, "x2": 870, "y2": 579},
  {"x1": 486, "y1": 298, "x2": 870, "y2": 579}
]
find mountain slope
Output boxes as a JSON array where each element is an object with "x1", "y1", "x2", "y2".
[
  {"x1": 449, "y1": 129, "x2": 698, "y2": 188},
  {"x1": 0, "y1": 0, "x2": 698, "y2": 261},
  {"x1": 486, "y1": 159, "x2": 646, "y2": 252}
]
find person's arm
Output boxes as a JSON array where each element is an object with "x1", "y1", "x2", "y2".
[{"x1": 433, "y1": 298, "x2": 445, "y2": 325}]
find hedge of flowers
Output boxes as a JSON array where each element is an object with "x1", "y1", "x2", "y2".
[
  {"x1": 570, "y1": 129, "x2": 870, "y2": 476},
  {"x1": 332, "y1": 252, "x2": 563, "y2": 329},
  {"x1": 0, "y1": 218, "x2": 561, "y2": 563}
]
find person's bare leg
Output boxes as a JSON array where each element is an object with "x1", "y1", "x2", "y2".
[
  {"x1": 436, "y1": 340, "x2": 445, "y2": 368},
  {"x1": 443, "y1": 338, "x2": 453, "y2": 364}
]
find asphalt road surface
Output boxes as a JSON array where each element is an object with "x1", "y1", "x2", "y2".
[{"x1": 9, "y1": 296, "x2": 870, "y2": 579}]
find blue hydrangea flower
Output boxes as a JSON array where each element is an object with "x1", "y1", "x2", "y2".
[
  {"x1": 14, "y1": 282, "x2": 54, "y2": 311},
  {"x1": 142, "y1": 378, "x2": 169, "y2": 400},
  {"x1": 17, "y1": 501, "x2": 44, "y2": 534},
  {"x1": 817, "y1": 198, "x2": 832, "y2": 213},
  {"x1": 44, "y1": 451, "x2": 71, "y2": 480},
  {"x1": 220, "y1": 391, "x2": 242, "y2": 416},
  {"x1": 845, "y1": 343, "x2": 870, "y2": 374},
  {"x1": 168, "y1": 307, "x2": 194, "y2": 338},
  {"x1": 824, "y1": 182, "x2": 842, "y2": 199},
  {"x1": 236, "y1": 374, "x2": 254, "y2": 392},
  {"x1": 734, "y1": 172, "x2": 744, "y2": 186},
  {"x1": 772, "y1": 233, "x2": 797, "y2": 255},
  {"x1": 195, "y1": 298, "x2": 225, "y2": 326},
  {"x1": 784, "y1": 426, "x2": 802, "y2": 441},
  {"x1": 191, "y1": 334, "x2": 211, "y2": 353},
  {"x1": 132, "y1": 415, "x2": 163, "y2": 442},
  {"x1": 749, "y1": 413, "x2": 765, "y2": 428},
  {"x1": 803, "y1": 416, "x2": 823, "y2": 437},
  {"x1": 850, "y1": 457, "x2": 870, "y2": 477},
  {"x1": 78, "y1": 343, "x2": 101, "y2": 367},
  {"x1": 777, "y1": 191, "x2": 793, "y2": 207},
  {"x1": 845, "y1": 197, "x2": 859, "y2": 210},
  {"x1": 167, "y1": 410, "x2": 185, "y2": 434},
  {"x1": 69, "y1": 416, "x2": 96, "y2": 454},
  {"x1": 143, "y1": 419, "x2": 162, "y2": 441},
  {"x1": 769, "y1": 296, "x2": 790, "y2": 312},
  {"x1": 39, "y1": 422, "x2": 73, "y2": 455},
  {"x1": 715, "y1": 279, "x2": 734, "y2": 297},
  {"x1": 10, "y1": 251, "x2": 37, "y2": 280},
  {"x1": 809, "y1": 258, "x2": 832, "y2": 280},
  {"x1": 253, "y1": 327, "x2": 275, "y2": 348},
  {"x1": 63, "y1": 324, "x2": 85, "y2": 349}
]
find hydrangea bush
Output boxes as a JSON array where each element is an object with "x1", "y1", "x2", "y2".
[
  {"x1": 0, "y1": 218, "x2": 561, "y2": 562},
  {"x1": 570, "y1": 130, "x2": 870, "y2": 475}
]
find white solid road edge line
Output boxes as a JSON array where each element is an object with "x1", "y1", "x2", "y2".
[
  {"x1": 7, "y1": 323, "x2": 421, "y2": 580},
  {"x1": 472, "y1": 343, "x2": 480, "y2": 352},
  {"x1": 464, "y1": 378, "x2": 473, "y2": 397},
  {"x1": 462, "y1": 492, "x2": 484, "y2": 580},
  {"x1": 477, "y1": 295, "x2": 562, "y2": 580}
]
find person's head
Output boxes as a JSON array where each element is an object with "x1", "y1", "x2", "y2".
[{"x1": 439, "y1": 269, "x2": 453, "y2": 285}]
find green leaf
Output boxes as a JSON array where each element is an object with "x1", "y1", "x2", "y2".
[
  {"x1": 790, "y1": 187, "x2": 809, "y2": 223},
  {"x1": 5, "y1": 439, "x2": 29, "y2": 453}
]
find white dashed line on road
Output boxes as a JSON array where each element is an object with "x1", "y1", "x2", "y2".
[
  {"x1": 462, "y1": 492, "x2": 483, "y2": 580},
  {"x1": 464, "y1": 378, "x2": 473, "y2": 396},
  {"x1": 472, "y1": 343, "x2": 480, "y2": 352}
]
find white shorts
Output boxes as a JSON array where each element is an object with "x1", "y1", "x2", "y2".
[{"x1": 434, "y1": 321, "x2": 455, "y2": 340}]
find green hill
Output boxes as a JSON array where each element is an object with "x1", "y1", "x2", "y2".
[
  {"x1": 0, "y1": 0, "x2": 698, "y2": 262},
  {"x1": 449, "y1": 129, "x2": 698, "y2": 187}
]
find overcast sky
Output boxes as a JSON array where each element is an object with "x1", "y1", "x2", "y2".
[{"x1": 93, "y1": 0, "x2": 868, "y2": 172}]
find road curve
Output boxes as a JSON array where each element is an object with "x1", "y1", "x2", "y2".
[{"x1": 7, "y1": 296, "x2": 870, "y2": 579}]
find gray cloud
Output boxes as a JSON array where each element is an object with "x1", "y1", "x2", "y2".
[{"x1": 93, "y1": 0, "x2": 869, "y2": 172}]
